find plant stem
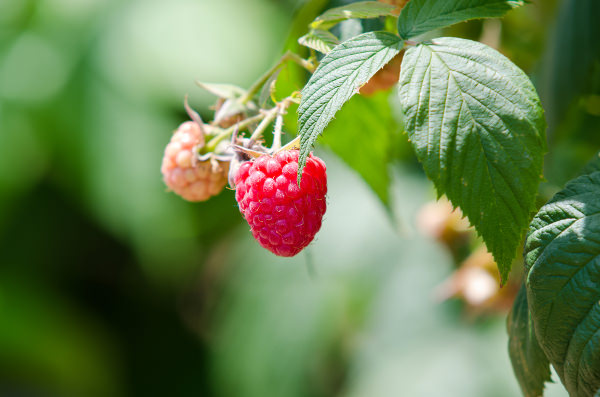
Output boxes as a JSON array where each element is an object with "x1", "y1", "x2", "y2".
[
  {"x1": 287, "y1": 51, "x2": 317, "y2": 73},
  {"x1": 271, "y1": 107, "x2": 285, "y2": 152},
  {"x1": 206, "y1": 95, "x2": 298, "y2": 152},
  {"x1": 249, "y1": 108, "x2": 278, "y2": 143},
  {"x1": 205, "y1": 113, "x2": 265, "y2": 151},
  {"x1": 240, "y1": 51, "x2": 315, "y2": 105}
]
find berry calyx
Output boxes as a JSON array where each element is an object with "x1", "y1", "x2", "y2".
[
  {"x1": 161, "y1": 121, "x2": 229, "y2": 202},
  {"x1": 234, "y1": 150, "x2": 327, "y2": 257},
  {"x1": 213, "y1": 98, "x2": 245, "y2": 128}
]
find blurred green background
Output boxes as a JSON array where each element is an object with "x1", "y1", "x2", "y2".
[{"x1": 0, "y1": 0, "x2": 598, "y2": 396}]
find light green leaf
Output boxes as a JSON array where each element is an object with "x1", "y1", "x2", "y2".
[
  {"x1": 398, "y1": 37, "x2": 546, "y2": 282},
  {"x1": 320, "y1": 92, "x2": 400, "y2": 209},
  {"x1": 258, "y1": 69, "x2": 280, "y2": 108},
  {"x1": 298, "y1": 29, "x2": 340, "y2": 54},
  {"x1": 397, "y1": 0, "x2": 525, "y2": 39},
  {"x1": 508, "y1": 285, "x2": 552, "y2": 397},
  {"x1": 311, "y1": 1, "x2": 396, "y2": 30},
  {"x1": 195, "y1": 82, "x2": 246, "y2": 99},
  {"x1": 298, "y1": 31, "x2": 403, "y2": 181},
  {"x1": 525, "y1": 169, "x2": 600, "y2": 397}
]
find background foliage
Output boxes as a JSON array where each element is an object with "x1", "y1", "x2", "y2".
[{"x1": 0, "y1": 0, "x2": 598, "y2": 396}]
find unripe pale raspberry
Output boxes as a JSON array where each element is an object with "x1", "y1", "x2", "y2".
[
  {"x1": 161, "y1": 121, "x2": 229, "y2": 201},
  {"x1": 234, "y1": 150, "x2": 327, "y2": 257}
]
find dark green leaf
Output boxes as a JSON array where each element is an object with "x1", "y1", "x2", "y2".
[
  {"x1": 397, "y1": 0, "x2": 525, "y2": 39},
  {"x1": 320, "y1": 92, "x2": 400, "y2": 208},
  {"x1": 508, "y1": 285, "x2": 552, "y2": 397},
  {"x1": 298, "y1": 29, "x2": 340, "y2": 54},
  {"x1": 398, "y1": 38, "x2": 546, "y2": 282},
  {"x1": 298, "y1": 31, "x2": 403, "y2": 181},
  {"x1": 581, "y1": 153, "x2": 600, "y2": 176},
  {"x1": 311, "y1": 1, "x2": 396, "y2": 30},
  {"x1": 539, "y1": 0, "x2": 600, "y2": 134},
  {"x1": 525, "y1": 170, "x2": 600, "y2": 396}
]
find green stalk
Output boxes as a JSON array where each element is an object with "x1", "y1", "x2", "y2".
[
  {"x1": 240, "y1": 51, "x2": 315, "y2": 105},
  {"x1": 205, "y1": 113, "x2": 265, "y2": 151}
]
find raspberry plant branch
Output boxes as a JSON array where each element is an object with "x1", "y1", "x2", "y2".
[{"x1": 161, "y1": 1, "x2": 600, "y2": 395}]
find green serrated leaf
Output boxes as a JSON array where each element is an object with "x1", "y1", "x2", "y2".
[
  {"x1": 298, "y1": 29, "x2": 340, "y2": 54},
  {"x1": 508, "y1": 285, "x2": 552, "y2": 397},
  {"x1": 397, "y1": 0, "x2": 525, "y2": 39},
  {"x1": 398, "y1": 37, "x2": 546, "y2": 283},
  {"x1": 581, "y1": 152, "x2": 600, "y2": 176},
  {"x1": 195, "y1": 82, "x2": 246, "y2": 99},
  {"x1": 524, "y1": 170, "x2": 600, "y2": 396},
  {"x1": 311, "y1": 1, "x2": 396, "y2": 30},
  {"x1": 298, "y1": 31, "x2": 403, "y2": 181},
  {"x1": 320, "y1": 92, "x2": 400, "y2": 209}
]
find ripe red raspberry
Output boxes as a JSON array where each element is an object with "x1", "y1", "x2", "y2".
[
  {"x1": 234, "y1": 150, "x2": 327, "y2": 257},
  {"x1": 161, "y1": 121, "x2": 229, "y2": 201}
]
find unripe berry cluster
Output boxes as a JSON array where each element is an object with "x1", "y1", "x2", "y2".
[{"x1": 161, "y1": 121, "x2": 229, "y2": 202}]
